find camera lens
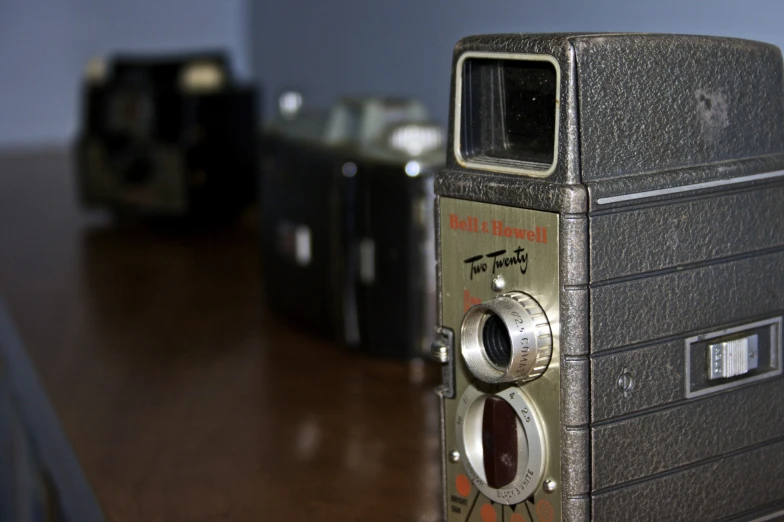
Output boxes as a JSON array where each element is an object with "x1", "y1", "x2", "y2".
[
  {"x1": 460, "y1": 291, "x2": 552, "y2": 384},
  {"x1": 482, "y1": 313, "x2": 512, "y2": 368}
]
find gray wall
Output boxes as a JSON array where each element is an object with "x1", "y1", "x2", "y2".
[
  {"x1": 0, "y1": 0, "x2": 249, "y2": 149},
  {"x1": 251, "y1": 0, "x2": 784, "y2": 126},
  {"x1": 3, "y1": 1, "x2": 782, "y2": 147}
]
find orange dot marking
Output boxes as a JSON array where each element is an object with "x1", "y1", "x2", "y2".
[
  {"x1": 536, "y1": 499, "x2": 554, "y2": 522},
  {"x1": 510, "y1": 513, "x2": 527, "y2": 522},
  {"x1": 455, "y1": 474, "x2": 471, "y2": 497},
  {"x1": 480, "y1": 503, "x2": 497, "y2": 522}
]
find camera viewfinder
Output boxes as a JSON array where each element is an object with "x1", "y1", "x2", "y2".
[{"x1": 460, "y1": 56, "x2": 558, "y2": 173}]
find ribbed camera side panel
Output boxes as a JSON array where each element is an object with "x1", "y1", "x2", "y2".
[
  {"x1": 588, "y1": 176, "x2": 784, "y2": 519},
  {"x1": 590, "y1": 340, "x2": 683, "y2": 422},
  {"x1": 590, "y1": 249, "x2": 784, "y2": 353},
  {"x1": 591, "y1": 438, "x2": 784, "y2": 522},
  {"x1": 591, "y1": 374, "x2": 784, "y2": 491},
  {"x1": 587, "y1": 153, "x2": 784, "y2": 211},
  {"x1": 590, "y1": 182, "x2": 784, "y2": 283}
]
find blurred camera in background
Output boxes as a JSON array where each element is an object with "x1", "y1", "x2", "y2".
[
  {"x1": 260, "y1": 93, "x2": 444, "y2": 359},
  {"x1": 75, "y1": 52, "x2": 259, "y2": 222}
]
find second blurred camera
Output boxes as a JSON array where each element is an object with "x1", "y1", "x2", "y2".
[{"x1": 261, "y1": 94, "x2": 444, "y2": 359}]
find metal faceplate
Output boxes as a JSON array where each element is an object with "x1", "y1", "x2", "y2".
[{"x1": 440, "y1": 197, "x2": 561, "y2": 522}]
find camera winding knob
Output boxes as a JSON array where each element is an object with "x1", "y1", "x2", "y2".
[{"x1": 461, "y1": 291, "x2": 552, "y2": 384}]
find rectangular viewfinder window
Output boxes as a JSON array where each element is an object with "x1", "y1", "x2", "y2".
[{"x1": 458, "y1": 55, "x2": 559, "y2": 175}]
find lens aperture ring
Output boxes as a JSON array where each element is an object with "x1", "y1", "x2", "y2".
[
  {"x1": 506, "y1": 292, "x2": 552, "y2": 382},
  {"x1": 461, "y1": 291, "x2": 552, "y2": 384}
]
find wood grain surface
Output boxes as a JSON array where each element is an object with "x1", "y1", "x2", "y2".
[{"x1": 0, "y1": 149, "x2": 442, "y2": 522}]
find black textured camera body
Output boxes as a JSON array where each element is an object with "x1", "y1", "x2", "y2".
[
  {"x1": 437, "y1": 34, "x2": 784, "y2": 522},
  {"x1": 261, "y1": 132, "x2": 351, "y2": 339},
  {"x1": 261, "y1": 97, "x2": 441, "y2": 358},
  {"x1": 76, "y1": 53, "x2": 258, "y2": 221},
  {"x1": 352, "y1": 156, "x2": 436, "y2": 359}
]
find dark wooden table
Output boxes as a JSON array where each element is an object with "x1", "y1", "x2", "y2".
[{"x1": 0, "y1": 150, "x2": 442, "y2": 522}]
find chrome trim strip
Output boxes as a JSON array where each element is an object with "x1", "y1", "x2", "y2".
[{"x1": 597, "y1": 170, "x2": 784, "y2": 205}]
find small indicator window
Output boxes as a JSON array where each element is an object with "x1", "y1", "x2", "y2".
[{"x1": 457, "y1": 54, "x2": 560, "y2": 176}]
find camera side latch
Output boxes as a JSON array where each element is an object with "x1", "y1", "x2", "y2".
[
  {"x1": 707, "y1": 335, "x2": 759, "y2": 380},
  {"x1": 432, "y1": 327, "x2": 455, "y2": 399},
  {"x1": 686, "y1": 317, "x2": 782, "y2": 398}
]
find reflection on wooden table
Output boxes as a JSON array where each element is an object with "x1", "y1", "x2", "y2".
[{"x1": 0, "y1": 150, "x2": 441, "y2": 522}]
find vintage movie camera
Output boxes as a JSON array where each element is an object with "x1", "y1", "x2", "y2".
[
  {"x1": 435, "y1": 33, "x2": 784, "y2": 521},
  {"x1": 261, "y1": 94, "x2": 443, "y2": 358},
  {"x1": 76, "y1": 52, "x2": 258, "y2": 221}
]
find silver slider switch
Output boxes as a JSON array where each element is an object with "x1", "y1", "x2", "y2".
[{"x1": 708, "y1": 335, "x2": 759, "y2": 380}]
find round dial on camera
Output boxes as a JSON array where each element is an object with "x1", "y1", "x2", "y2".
[
  {"x1": 456, "y1": 384, "x2": 546, "y2": 504},
  {"x1": 461, "y1": 291, "x2": 552, "y2": 384}
]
